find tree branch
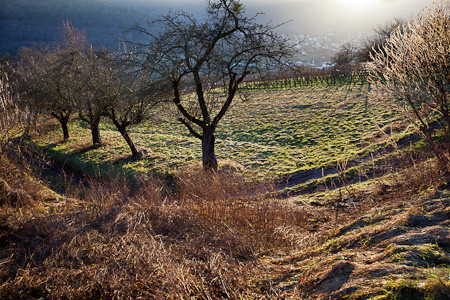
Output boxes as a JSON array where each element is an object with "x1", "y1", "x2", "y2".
[
  {"x1": 172, "y1": 81, "x2": 205, "y2": 127},
  {"x1": 179, "y1": 117, "x2": 203, "y2": 140}
]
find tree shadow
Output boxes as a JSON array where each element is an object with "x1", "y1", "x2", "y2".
[
  {"x1": 110, "y1": 151, "x2": 145, "y2": 165},
  {"x1": 70, "y1": 144, "x2": 102, "y2": 155},
  {"x1": 43, "y1": 140, "x2": 69, "y2": 149},
  {"x1": 308, "y1": 262, "x2": 355, "y2": 295}
]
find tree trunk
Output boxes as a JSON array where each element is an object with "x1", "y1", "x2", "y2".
[
  {"x1": 52, "y1": 112, "x2": 71, "y2": 141},
  {"x1": 60, "y1": 118, "x2": 69, "y2": 141},
  {"x1": 119, "y1": 126, "x2": 138, "y2": 157},
  {"x1": 91, "y1": 119, "x2": 101, "y2": 146},
  {"x1": 202, "y1": 126, "x2": 218, "y2": 170}
]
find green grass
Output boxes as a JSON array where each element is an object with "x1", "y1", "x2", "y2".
[{"x1": 31, "y1": 85, "x2": 407, "y2": 182}]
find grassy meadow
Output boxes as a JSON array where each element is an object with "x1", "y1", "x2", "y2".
[{"x1": 31, "y1": 84, "x2": 406, "y2": 187}]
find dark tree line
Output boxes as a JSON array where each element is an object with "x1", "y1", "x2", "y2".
[{"x1": 0, "y1": 0, "x2": 149, "y2": 55}]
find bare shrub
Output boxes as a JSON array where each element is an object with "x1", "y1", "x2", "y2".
[
  {"x1": 369, "y1": 1, "x2": 450, "y2": 171},
  {"x1": 0, "y1": 60, "x2": 26, "y2": 153}
]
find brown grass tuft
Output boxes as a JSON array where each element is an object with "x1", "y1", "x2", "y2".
[
  {"x1": 174, "y1": 168, "x2": 307, "y2": 250},
  {"x1": 4, "y1": 188, "x2": 33, "y2": 207},
  {"x1": 0, "y1": 178, "x2": 9, "y2": 201}
]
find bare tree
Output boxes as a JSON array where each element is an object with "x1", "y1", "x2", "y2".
[
  {"x1": 19, "y1": 21, "x2": 164, "y2": 152},
  {"x1": 332, "y1": 43, "x2": 357, "y2": 66},
  {"x1": 369, "y1": 1, "x2": 450, "y2": 165},
  {"x1": 128, "y1": 0, "x2": 295, "y2": 170},
  {"x1": 74, "y1": 48, "x2": 111, "y2": 147},
  {"x1": 103, "y1": 55, "x2": 169, "y2": 156},
  {"x1": 19, "y1": 46, "x2": 72, "y2": 141},
  {"x1": 18, "y1": 22, "x2": 88, "y2": 141}
]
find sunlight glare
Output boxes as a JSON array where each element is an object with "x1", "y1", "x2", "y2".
[{"x1": 336, "y1": 0, "x2": 380, "y2": 9}]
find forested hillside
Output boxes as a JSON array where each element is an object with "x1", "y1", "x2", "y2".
[{"x1": 0, "y1": 0, "x2": 150, "y2": 54}]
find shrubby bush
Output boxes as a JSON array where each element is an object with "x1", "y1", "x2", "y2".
[{"x1": 370, "y1": 0, "x2": 450, "y2": 169}]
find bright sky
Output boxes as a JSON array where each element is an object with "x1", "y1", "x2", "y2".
[
  {"x1": 120, "y1": 0, "x2": 436, "y2": 33},
  {"x1": 240, "y1": 0, "x2": 435, "y2": 33},
  {"x1": 116, "y1": 0, "x2": 436, "y2": 36},
  {"x1": 336, "y1": 0, "x2": 382, "y2": 9}
]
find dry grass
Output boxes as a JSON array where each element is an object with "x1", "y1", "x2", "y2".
[
  {"x1": 253, "y1": 152, "x2": 450, "y2": 299},
  {"x1": 0, "y1": 158, "x2": 309, "y2": 299},
  {"x1": 257, "y1": 193, "x2": 450, "y2": 298}
]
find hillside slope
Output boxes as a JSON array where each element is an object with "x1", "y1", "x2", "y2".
[
  {"x1": 266, "y1": 190, "x2": 450, "y2": 299},
  {"x1": 1, "y1": 83, "x2": 449, "y2": 298},
  {"x1": 0, "y1": 0, "x2": 150, "y2": 54},
  {"x1": 1, "y1": 146, "x2": 450, "y2": 299}
]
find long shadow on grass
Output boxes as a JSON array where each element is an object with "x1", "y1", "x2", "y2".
[
  {"x1": 70, "y1": 144, "x2": 102, "y2": 155},
  {"x1": 14, "y1": 143, "x2": 93, "y2": 193},
  {"x1": 277, "y1": 127, "x2": 424, "y2": 196},
  {"x1": 110, "y1": 152, "x2": 144, "y2": 165}
]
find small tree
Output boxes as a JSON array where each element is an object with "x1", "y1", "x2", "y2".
[
  {"x1": 104, "y1": 56, "x2": 169, "y2": 156},
  {"x1": 332, "y1": 43, "x2": 357, "y2": 66},
  {"x1": 18, "y1": 22, "x2": 88, "y2": 141},
  {"x1": 129, "y1": 0, "x2": 295, "y2": 170},
  {"x1": 74, "y1": 48, "x2": 111, "y2": 146},
  {"x1": 19, "y1": 46, "x2": 72, "y2": 140},
  {"x1": 369, "y1": 1, "x2": 450, "y2": 164}
]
